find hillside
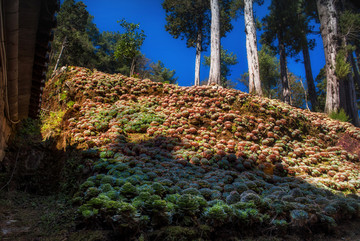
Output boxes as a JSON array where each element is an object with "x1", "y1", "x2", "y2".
[{"x1": 4, "y1": 66, "x2": 360, "y2": 240}]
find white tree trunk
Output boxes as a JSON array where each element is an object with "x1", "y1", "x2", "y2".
[
  {"x1": 194, "y1": 29, "x2": 202, "y2": 86},
  {"x1": 53, "y1": 36, "x2": 67, "y2": 73},
  {"x1": 316, "y1": 0, "x2": 340, "y2": 114},
  {"x1": 208, "y1": 0, "x2": 221, "y2": 85},
  {"x1": 244, "y1": 0, "x2": 262, "y2": 96},
  {"x1": 130, "y1": 57, "x2": 136, "y2": 77}
]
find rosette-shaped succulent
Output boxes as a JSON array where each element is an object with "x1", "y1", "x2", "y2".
[
  {"x1": 290, "y1": 209, "x2": 309, "y2": 227},
  {"x1": 175, "y1": 194, "x2": 201, "y2": 216},
  {"x1": 152, "y1": 182, "x2": 167, "y2": 196},
  {"x1": 226, "y1": 191, "x2": 242, "y2": 205},
  {"x1": 203, "y1": 203, "x2": 233, "y2": 227},
  {"x1": 182, "y1": 187, "x2": 201, "y2": 196},
  {"x1": 120, "y1": 182, "x2": 138, "y2": 198},
  {"x1": 240, "y1": 191, "x2": 261, "y2": 205}
]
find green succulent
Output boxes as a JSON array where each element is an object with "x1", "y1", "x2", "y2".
[{"x1": 120, "y1": 182, "x2": 138, "y2": 198}]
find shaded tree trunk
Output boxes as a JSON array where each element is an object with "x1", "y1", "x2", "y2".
[
  {"x1": 244, "y1": 0, "x2": 262, "y2": 96},
  {"x1": 352, "y1": 52, "x2": 360, "y2": 87},
  {"x1": 194, "y1": 27, "x2": 202, "y2": 86},
  {"x1": 341, "y1": 45, "x2": 360, "y2": 126},
  {"x1": 316, "y1": 0, "x2": 340, "y2": 114},
  {"x1": 278, "y1": 32, "x2": 291, "y2": 104},
  {"x1": 302, "y1": 39, "x2": 318, "y2": 110},
  {"x1": 356, "y1": 49, "x2": 360, "y2": 73},
  {"x1": 340, "y1": 70, "x2": 360, "y2": 126},
  {"x1": 346, "y1": 75, "x2": 360, "y2": 126},
  {"x1": 208, "y1": 0, "x2": 221, "y2": 85}
]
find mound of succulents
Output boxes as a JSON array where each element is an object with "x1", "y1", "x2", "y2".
[{"x1": 42, "y1": 66, "x2": 360, "y2": 239}]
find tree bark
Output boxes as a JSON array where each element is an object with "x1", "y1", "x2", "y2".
[
  {"x1": 341, "y1": 46, "x2": 360, "y2": 126},
  {"x1": 53, "y1": 36, "x2": 67, "y2": 73},
  {"x1": 349, "y1": 53, "x2": 360, "y2": 87},
  {"x1": 278, "y1": 32, "x2": 291, "y2": 104},
  {"x1": 316, "y1": 0, "x2": 340, "y2": 114},
  {"x1": 244, "y1": 0, "x2": 262, "y2": 96},
  {"x1": 356, "y1": 49, "x2": 360, "y2": 73},
  {"x1": 341, "y1": 67, "x2": 360, "y2": 126},
  {"x1": 130, "y1": 57, "x2": 136, "y2": 77},
  {"x1": 194, "y1": 27, "x2": 202, "y2": 86},
  {"x1": 302, "y1": 39, "x2": 318, "y2": 110},
  {"x1": 351, "y1": 52, "x2": 360, "y2": 87},
  {"x1": 208, "y1": 0, "x2": 221, "y2": 85}
]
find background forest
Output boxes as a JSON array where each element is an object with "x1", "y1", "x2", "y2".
[{"x1": 49, "y1": 0, "x2": 360, "y2": 126}]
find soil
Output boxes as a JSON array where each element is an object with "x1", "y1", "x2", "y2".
[
  {"x1": 0, "y1": 191, "x2": 359, "y2": 241},
  {"x1": 0, "y1": 191, "x2": 110, "y2": 241}
]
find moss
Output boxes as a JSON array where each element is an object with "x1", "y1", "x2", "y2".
[{"x1": 41, "y1": 110, "x2": 66, "y2": 139}]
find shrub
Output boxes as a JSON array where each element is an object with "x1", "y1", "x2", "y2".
[{"x1": 329, "y1": 109, "x2": 350, "y2": 122}]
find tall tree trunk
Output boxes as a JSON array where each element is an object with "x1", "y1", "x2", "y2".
[
  {"x1": 302, "y1": 38, "x2": 318, "y2": 110},
  {"x1": 194, "y1": 27, "x2": 202, "y2": 86},
  {"x1": 244, "y1": 0, "x2": 262, "y2": 96},
  {"x1": 208, "y1": 0, "x2": 221, "y2": 85},
  {"x1": 53, "y1": 36, "x2": 67, "y2": 73},
  {"x1": 344, "y1": 72, "x2": 360, "y2": 126},
  {"x1": 341, "y1": 43, "x2": 360, "y2": 126},
  {"x1": 350, "y1": 52, "x2": 360, "y2": 87},
  {"x1": 356, "y1": 49, "x2": 360, "y2": 73},
  {"x1": 278, "y1": 32, "x2": 291, "y2": 104},
  {"x1": 316, "y1": 0, "x2": 340, "y2": 114},
  {"x1": 130, "y1": 57, "x2": 136, "y2": 77}
]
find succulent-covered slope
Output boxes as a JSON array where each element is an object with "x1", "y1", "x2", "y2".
[{"x1": 42, "y1": 66, "x2": 360, "y2": 239}]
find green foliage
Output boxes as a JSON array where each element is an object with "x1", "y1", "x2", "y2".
[
  {"x1": 261, "y1": 0, "x2": 308, "y2": 57},
  {"x1": 41, "y1": 110, "x2": 66, "y2": 138},
  {"x1": 50, "y1": 0, "x2": 98, "y2": 71},
  {"x1": 203, "y1": 203, "x2": 232, "y2": 226},
  {"x1": 114, "y1": 19, "x2": 146, "y2": 72},
  {"x1": 162, "y1": 0, "x2": 233, "y2": 50},
  {"x1": 120, "y1": 182, "x2": 138, "y2": 198},
  {"x1": 162, "y1": 0, "x2": 211, "y2": 49},
  {"x1": 149, "y1": 60, "x2": 178, "y2": 84},
  {"x1": 175, "y1": 194, "x2": 202, "y2": 216},
  {"x1": 289, "y1": 74, "x2": 306, "y2": 108},
  {"x1": 16, "y1": 118, "x2": 42, "y2": 144},
  {"x1": 95, "y1": 31, "x2": 125, "y2": 74},
  {"x1": 230, "y1": 0, "x2": 264, "y2": 19},
  {"x1": 240, "y1": 44, "x2": 280, "y2": 98},
  {"x1": 315, "y1": 66, "x2": 326, "y2": 112},
  {"x1": 335, "y1": 49, "x2": 352, "y2": 79},
  {"x1": 329, "y1": 108, "x2": 351, "y2": 122},
  {"x1": 339, "y1": 10, "x2": 360, "y2": 44},
  {"x1": 204, "y1": 46, "x2": 238, "y2": 87}
]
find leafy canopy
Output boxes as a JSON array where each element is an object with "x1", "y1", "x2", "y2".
[
  {"x1": 149, "y1": 61, "x2": 178, "y2": 84},
  {"x1": 114, "y1": 19, "x2": 146, "y2": 63},
  {"x1": 162, "y1": 0, "x2": 233, "y2": 51},
  {"x1": 50, "y1": 0, "x2": 98, "y2": 70}
]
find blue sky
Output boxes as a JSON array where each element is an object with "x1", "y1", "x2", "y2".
[{"x1": 69, "y1": 0, "x2": 325, "y2": 92}]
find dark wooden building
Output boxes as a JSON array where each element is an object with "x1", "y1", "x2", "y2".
[{"x1": 0, "y1": 0, "x2": 58, "y2": 161}]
